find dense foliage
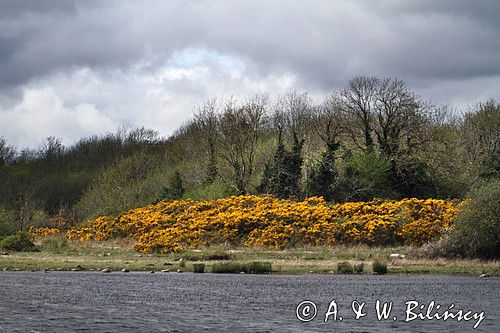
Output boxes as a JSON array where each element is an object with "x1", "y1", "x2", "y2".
[
  {"x1": 31, "y1": 195, "x2": 457, "y2": 253},
  {"x1": 0, "y1": 232, "x2": 37, "y2": 252},
  {"x1": 433, "y1": 181, "x2": 499, "y2": 259},
  {"x1": 1, "y1": 77, "x2": 498, "y2": 258}
]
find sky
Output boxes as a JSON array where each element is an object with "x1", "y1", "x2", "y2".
[{"x1": 1, "y1": 0, "x2": 499, "y2": 149}]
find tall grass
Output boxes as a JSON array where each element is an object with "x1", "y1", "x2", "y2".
[
  {"x1": 372, "y1": 261, "x2": 388, "y2": 274},
  {"x1": 212, "y1": 261, "x2": 272, "y2": 274},
  {"x1": 337, "y1": 262, "x2": 354, "y2": 274}
]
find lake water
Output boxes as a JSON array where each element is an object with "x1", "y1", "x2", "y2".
[{"x1": 0, "y1": 272, "x2": 498, "y2": 332}]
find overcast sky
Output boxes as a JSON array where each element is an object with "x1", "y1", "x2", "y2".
[{"x1": 1, "y1": 0, "x2": 499, "y2": 149}]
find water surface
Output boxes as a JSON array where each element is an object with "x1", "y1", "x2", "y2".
[{"x1": 0, "y1": 272, "x2": 498, "y2": 332}]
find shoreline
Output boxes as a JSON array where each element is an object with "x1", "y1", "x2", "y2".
[{"x1": 1, "y1": 242, "x2": 498, "y2": 276}]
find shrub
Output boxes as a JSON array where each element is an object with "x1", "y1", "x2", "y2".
[
  {"x1": 337, "y1": 261, "x2": 354, "y2": 274},
  {"x1": 372, "y1": 261, "x2": 387, "y2": 274},
  {"x1": 439, "y1": 181, "x2": 500, "y2": 259},
  {"x1": 0, "y1": 208, "x2": 14, "y2": 238},
  {"x1": 339, "y1": 152, "x2": 395, "y2": 201},
  {"x1": 212, "y1": 261, "x2": 272, "y2": 274},
  {"x1": 192, "y1": 263, "x2": 205, "y2": 273},
  {"x1": 354, "y1": 263, "x2": 364, "y2": 274},
  {"x1": 0, "y1": 232, "x2": 38, "y2": 252},
  {"x1": 204, "y1": 251, "x2": 232, "y2": 261},
  {"x1": 39, "y1": 236, "x2": 70, "y2": 253},
  {"x1": 212, "y1": 262, "x2": 241, "y2": 274},
  {"x1": 245, "y1": 261, "x2": 272, "y2": 274}
]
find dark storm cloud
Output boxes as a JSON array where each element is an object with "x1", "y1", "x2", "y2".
[
  {"x1": 1, "y1": 0, "x2": 499, "y2": 90},
  {"x1": 1, "y1": 0, "x2": 499, "y2": 148},
  {"x1": 0, "y1": 0, "x2": 78, "y2": 18}
]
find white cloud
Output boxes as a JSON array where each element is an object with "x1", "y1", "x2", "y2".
[
  {"x1": 1, "y1": 1, "x2": 499, "y2": 148},
  {"x1": 0, "y1": 86, "x2": 115, "y2": 148},
  {"x1": 0, "y1": 48, "x2": 302, "y2": 148}
]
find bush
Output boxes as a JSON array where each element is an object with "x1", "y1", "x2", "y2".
[
  {"x1": 192, "y1": 263, "x2": 205, "y2": 273},
  {"x1": 0, "y1": 208, "x2": 14, "y2": 238},
  {"x1": 181, "y1": 250, "x2": 232, "y2": 261},
  {"x1": 337, "y1": 262, "x2": 354, "y2": 274},
  {"x1": 212, "y1": 262, "x2": 241, "y2": 274},
  {"x1": 245, "y1": 261, "x2": 272, "y2": 274},
  {"x1": 77, "y1": 151, "x2": 163, "y2": 218},
  {"x1": 440, "y1": 181, "x2": 500, "y2": 259},
  {"x1": 39, "y1": 236, "x2": 70, "y2": 253},
  {"x1": 354, "y1": 263, "x2": 364, "y2": 274},
  {"x1": 0, "y1": 232, "x2": 38, "y2": 252},
  {"x1": 212, "y1": 261, "x2": 272, "y2": 274},
  {"x1": 372, "y1": 261, "x2": 387, "y2": 274},
  {"x1": 338, "y1": 152, "x2": 395, "y2": 201}
]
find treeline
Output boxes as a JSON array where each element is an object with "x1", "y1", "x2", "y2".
[
  {"x1": 0, "y1": 76, "x2": 498, "y2": 228},
  {"x1": 187, "y1": 76, "x2": 498, "y2": 201},
  {"x1": 0, "y1": 128, "x2": 169, "y2": 229}
]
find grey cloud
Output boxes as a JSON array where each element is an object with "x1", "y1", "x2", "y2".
[
  {"x1": 1, "y1": 0, "x2": 499, "y2": 90},
  {"x1": 1, "y1": 0, "x2": 499, "y2": 148},
  {"x1": 0, "y1": 0, "x2": 78, "y2": 18}
]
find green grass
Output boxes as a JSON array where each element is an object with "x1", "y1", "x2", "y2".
[
  {"x1": 354, "y1": 263, "x2": 364, "y2": 274},
  {"x1": 372, "y1": 261, "x2": 388, "y2": 274},
  {"x1": 0, "y1": 240, "x2": 498, "y2": 275},
  {"x1": 192, "y1": 263, "x2": 205, "y2": 273},
  {"x1": 212, "y1": 261, "x2": 272, "y2": 274},
  {"x1": 337, "y1": 262, "x2": 354, "y2": 274}
]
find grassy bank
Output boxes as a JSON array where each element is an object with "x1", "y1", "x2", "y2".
[{"x1": 1, "y1": 239, "x2": 498, "y2": 275}]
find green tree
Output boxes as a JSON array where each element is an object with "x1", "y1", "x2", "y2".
[
  {"x1": 168, "y1": 171, "x2": 185, "y2": 199},
  {"x1": 204, "y1": 143, "x2": 218, "y2": 184},
  {"x1": 267, "y1": 131, "x2": 304, "y2": 198},
  {"x1": 307, "y1": 138, "x2": 340, "y2": 200},
  {"x1": 256, "y1": 161, "x2": 272, "y2": 194}
]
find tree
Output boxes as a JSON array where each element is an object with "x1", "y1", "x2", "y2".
[
  {"x1": 195, "y1": 99, "x2": 219, "y2": 184},
  {"x1": 168, "y1": 170, "x2": 185, "y2": 199},
  {"x1": 339, "y1": 76, "x2": 379, "y2": 152},
  {"x1": 267, "y1": 130, "x2": 295, "y2": 198},
  {"x1": 256, "y1": 160, "x2": 272, "y2": 194},
  {"x1": 40, "y1": 136, "x2": 64, "y2": 162},
  {"x1": 373, "y1": 78, "x2": 428, "y2": 160},
  {"x1": 373, "y1": 78, "x2": 433, "y2": 197},
  {"x1": 216, "y1": 95, "x2": 267, "y2": 194},
  {"x1": 307, "y1": 139, "x2": 340, "y2": 200},
  {"x1": 288, "y1": 131, "x2": 305, "y2": 197},
  {"x1": 0, "y1": 136, "x2": 15, "y2": 167},
  {"x1": 265, "y1": 93, "x2": 311, "y2": 198},
  {"x1": 340, "y1": 77, "x2": 433, "y2": 197},
  {"x1": 461, "y1": 99, "x2": 500, "y2": 180},
  {"x1": 307, "y1": 97, "x2": 343, "y2": 200}
]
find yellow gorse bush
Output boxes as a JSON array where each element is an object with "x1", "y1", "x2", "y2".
[
  {"x1": 30, "y1": 195, "x2": 458, "y2": 253},
  {"x1": 28, "y1": 226, "x2": 63, "y2": 237}
]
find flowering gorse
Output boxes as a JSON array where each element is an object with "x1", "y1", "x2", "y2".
[{"x1": 30, "y1": 195, "x2": 458, "y2": 253}]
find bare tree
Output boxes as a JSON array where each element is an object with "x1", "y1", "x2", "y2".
[
  {"x1": 0, "y1": 136, "x2": 15, "y2": 167},
  {"x1": 461, "y1": 99, "x2": 500, "y2": 178},
  {"x1": 339, "y1": 76, "x2": 379, "y2": 151},
  {"x1": 276, "y1": 91, "x2": 312, "y2": 141},
  {"x1": 217, "y1": 95, "x2": 267, "y2": 194},
  {"x1": 40, "y1": 136, "x2": 64, "y2": 161},
  {"x1": 13, "y1": 190, "x2": 40, "y2": 231},
  {"x1": 373, "y1": 78, "x2": 428, "y2": 160},
  {"x1": 313, "y1": 95, "x2": 343, "y2": 146},
  {"x1": 195, "y1": 98, "x2": 219, "y2": 184},
  {"x1": 126, "y1": 127, "x2": 160, "y2": 144}
]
